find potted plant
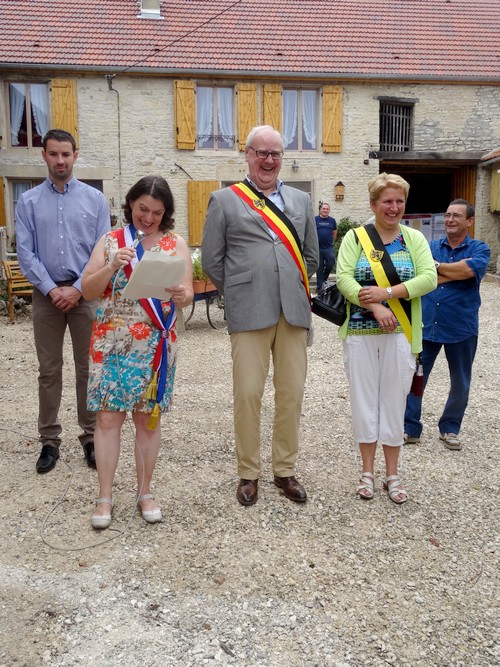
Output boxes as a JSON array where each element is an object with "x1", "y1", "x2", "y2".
[{"x1": 191, "y1": 249, "x2": 217, "y2": 294}]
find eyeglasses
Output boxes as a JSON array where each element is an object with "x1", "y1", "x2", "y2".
[
  {"x1": 248, "y1": 146, "x2": 283, "y2": 160},
  {"x1": 444, "y1": 212, "x2": 467, "y2": 220}
]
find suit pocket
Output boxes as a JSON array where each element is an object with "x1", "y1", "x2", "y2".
[{"x1": 225, "y1": 270, "x2": 252, "y2": 288}]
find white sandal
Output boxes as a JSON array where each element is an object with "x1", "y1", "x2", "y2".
[
  {"x1": 137, "y1": 494, "x2": 162, "y2": 524},
  {"x1": 383, "y1": 475, "x2": 408, "y2": 505},
  {"x1": 356, "y1": 472, "x2": 374, "y2": 500},
  {"x1": 91, "y1": 497, "x2": 114, "y2": 529}
]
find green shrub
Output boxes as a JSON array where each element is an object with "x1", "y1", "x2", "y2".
[{"x1": 335, "y1": 217, "x2": 360, "y2": 256}]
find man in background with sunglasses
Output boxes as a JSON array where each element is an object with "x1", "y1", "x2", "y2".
[
  {"x1": 404, "y1": 199, "x2": 490, "y2": 451},
  {"x1": 202, "y1": 125, "x2": 318, "y2": 506}
]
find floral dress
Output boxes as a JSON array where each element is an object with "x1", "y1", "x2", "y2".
[{"x1": 87, "y1": 230, "x2": 179, "y2": 414}]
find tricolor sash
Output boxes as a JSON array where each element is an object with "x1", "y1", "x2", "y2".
[
  {"x1": 230, "y1": 180, "x2": 310, "y2": 299},
  {"x1": 117, "y1": 226, "x2": 176, "y2": 429},
  {"x1": 354, "y1": 224, "x2": 413, "y2": 344}
]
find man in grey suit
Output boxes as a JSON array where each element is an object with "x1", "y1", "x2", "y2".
[{"x1": 202, "y1": 125, "x2": 319, "y2": 506}]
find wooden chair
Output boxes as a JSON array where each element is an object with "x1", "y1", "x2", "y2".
[{"x1": 2, "y1": 260, "x2": 33, "y2": 321}]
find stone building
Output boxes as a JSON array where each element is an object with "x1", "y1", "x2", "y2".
[{"x1": 0, "y1": 0, "x2": 499, "y2": 264}]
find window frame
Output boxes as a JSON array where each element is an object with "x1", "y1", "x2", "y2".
[
  {"x1": 6, "y1": 81, "x2": 50, "y2": 148},
  {"x1": 196, "y1": 84, "x2": 236, "y2": 151},
  {"x1": 379, "y1": 98, "x2": 415, "y2": 152},
  {"x1": 282, "y1": 87, "x2": 319, "y2": 152}
]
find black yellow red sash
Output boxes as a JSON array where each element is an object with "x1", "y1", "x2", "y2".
[
  {"x1": 230, "y1": 181, "x2": 310, "y2": 299},
  {"x1": 355, "y1": 225, "x2": 413, "y2": 344}
]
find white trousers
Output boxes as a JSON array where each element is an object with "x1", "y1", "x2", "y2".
[{"x1": 343, "y1": 333, "x2": 415, "y2": 446}]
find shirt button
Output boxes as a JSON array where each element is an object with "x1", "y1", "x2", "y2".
[{"x1": 274, "y1": 266, "x2": 278, "y2": 272}]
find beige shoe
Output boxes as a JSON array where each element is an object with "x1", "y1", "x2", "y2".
[
  {"x1": 383, "y1": 476, "x2": 408, "y2": 505},
  {"x1": 137, "y1": 494, "x2": 162, "y2": 523},
  {"x1": 91, "y1": 498, "x2": 114, "y2": 530},
  {"x1": 440, "y1": 432, "x2": 462, "y2": 450},
  {"x1": 356, "y1": 472, "x2": 374, "y2": 500},
  {"x1": 404, "y1": 433, "x2": 420, "y2": 445}
]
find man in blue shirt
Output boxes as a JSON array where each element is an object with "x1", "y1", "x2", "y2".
[
  {"x1": 315, "y1": 202, "x2": 337, "y2": 292},
  {"x1": 16, "y1": 129, "x2": 110, "y2": 473},
  {"x1": 404, "y1": 199, "x2": 490, "y2": 450}
]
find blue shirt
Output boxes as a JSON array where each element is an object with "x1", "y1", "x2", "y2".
[
  {"x1": 15, "y1": 177, "x2": 110, "y2": 295},
  {"x1": 315, "y1": 215, "x2": 337, "y2": 250},
  {"x1": 422, "y1": 235, "x2": 490, "y2": 343}
]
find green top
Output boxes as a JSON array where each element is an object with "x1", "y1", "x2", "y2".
[{"x1": 336, "y1": 224, "x2": 437, "y2": 353}]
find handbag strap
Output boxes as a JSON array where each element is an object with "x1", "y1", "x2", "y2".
[{"x1": 354, "y1": 224, "x2": 412, "y2": 344}]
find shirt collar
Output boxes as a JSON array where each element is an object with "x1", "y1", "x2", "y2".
[
  {"x1": 440, "y1": 234, "x2": 471, "y2": 250},
  {"x1": 246, "y1": 176, "x2": 283, "y2": 197},
  {"x1": 47, "y1": 175, "x2": 76, "y2": 194}
]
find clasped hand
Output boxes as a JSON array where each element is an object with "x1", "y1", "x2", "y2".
[{"x1": 358, "y1": 286, "x2": 387, "y2": 304}]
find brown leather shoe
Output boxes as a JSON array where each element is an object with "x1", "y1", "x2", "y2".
[
  {"x1": 236, "y1": 478, "x2": 258, "y2": 506},
  {"x1": 274, "y1": 475, "x2": 307, "y2": 503}
]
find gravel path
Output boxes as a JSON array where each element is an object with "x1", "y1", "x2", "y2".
[{"x1": 0, "y1": 281, "x2": 498, "y2": 667}]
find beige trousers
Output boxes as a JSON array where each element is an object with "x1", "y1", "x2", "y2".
[{"x1": 230, "y1": 313, "x2": 308, "y2": 479}]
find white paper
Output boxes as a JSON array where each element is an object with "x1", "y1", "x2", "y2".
[{"x1": 121, "y1": 252, "x2": 186, "y2": 300}]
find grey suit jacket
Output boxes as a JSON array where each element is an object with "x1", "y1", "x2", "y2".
[{"x1": 201, "y1": 183, "x2": 319, "y2": 334}]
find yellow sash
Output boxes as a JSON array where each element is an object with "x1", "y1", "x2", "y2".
[
  {"x1": 231, "y1": 181, "x2": 310, "y2": 299},
  {"x1": 355, "y1": 226, "x2": 412, "y2": 344}
]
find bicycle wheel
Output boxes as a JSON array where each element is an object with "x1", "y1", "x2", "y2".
[{"x1": 206, "y1": 293, "x2": 226, "y2": 329}]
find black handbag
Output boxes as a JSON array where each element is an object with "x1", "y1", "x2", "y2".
[{"x1": 311, "y1": 282, "x2": 347, "y2": 326}]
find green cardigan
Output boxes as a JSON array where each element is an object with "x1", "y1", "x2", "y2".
[{"x1": 336, "y1": 224, "x2": 437, "y2": 354}]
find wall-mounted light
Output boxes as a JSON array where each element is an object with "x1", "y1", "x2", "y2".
[
  {"x1": 335, "y1": 181, "x2": 345, "y2": 201},
  {"x1": 292, "y1": 160, "x2": 299, "y2": 173}
]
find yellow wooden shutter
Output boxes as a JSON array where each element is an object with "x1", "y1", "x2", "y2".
[
  {"x1": 0, "y1": 178, "x2": 6, "y2": 229},
  {"x1": 322, "y1": 85, "x2": 343, "y2": 153},
  {"x1": 490, "y1": 170, "x2": 500, "y2": 213},
  {"x1": 174, "y1": 80, "x2": 196, "y2": 150},
  {"x1": 451, "y1": 165, "x2": 477, "y2": 235},
  {"x1": 51, "y1": 79, "x2": 79, "y2": 145},
  {"x1": 262, "y1": 83, "x2": 282, "y2": 134},
  {"x1": 188, "y1": 180, "x2": 220, "y2": 246},
  {"x1": 237, "y1": 82, "x2": 258, "y2": 150}
]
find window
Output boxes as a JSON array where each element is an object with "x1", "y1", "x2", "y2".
[
  {"x1": 379, "y1": 101, "x2": 413, "y2": 152},
  {"x1": 282, "y1": 89, "x2": 318, "y2": 151},
  {"x1": 8, "y1": 82, "x2": 49, "y2": 147},
  {"x1": 196, "y1": 86, "x2": 235, "y2": 149}
]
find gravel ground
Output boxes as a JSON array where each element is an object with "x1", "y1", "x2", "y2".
[{"x1": 0, "y1": 281, "x2": 498, "y2": 667}]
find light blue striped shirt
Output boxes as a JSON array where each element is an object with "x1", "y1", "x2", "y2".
[{"x1": 15, "y1": 177, "x2": 110, "y2": 295}]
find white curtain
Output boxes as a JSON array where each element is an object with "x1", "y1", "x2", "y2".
[
  {"x1": 30, "y1": 83, "x2": 49, "y2": 140},
  {"x1": 302, "y1": 90, "x2": 317, "y2": 150},
  {"x1": 283, "y1": 90, "x2": 298, "y2": 149},
  {"x1": 196, "y1": 87, "x2": 213, "y2": 148},
  {"x1": 9, "y1": 83, "x2": 26, "y2": 146},
  {"x1": 217, "y1": 87, "x2": 234, "y2": 148}
]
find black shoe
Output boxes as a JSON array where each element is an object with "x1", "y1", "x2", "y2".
[
  {"x1": 83, "y1": 441, "x2": 96, "y2": 469},
  {"x1": 36, "y1": 443, "x2": 60, "y2": 474}
]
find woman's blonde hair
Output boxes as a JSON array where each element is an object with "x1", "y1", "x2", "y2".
[{"x1": 368, "y1": 172, "x2": 410, "y2": 203}]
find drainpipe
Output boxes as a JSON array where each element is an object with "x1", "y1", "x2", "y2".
[{"x1": 105, "y1": 74, "x2": 122, "y2": 214}]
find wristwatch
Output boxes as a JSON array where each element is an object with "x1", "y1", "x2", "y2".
[
  {"x1": 386, "y1": 287, "x2": 393, "y2": 298},
  {"x1": 434, "y1": 260, "x2": 441, "y2": 272}
]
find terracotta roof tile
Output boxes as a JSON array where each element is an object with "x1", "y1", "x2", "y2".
[{"x1": 0, "y1": 0, "x2": 498, "y2": 81}]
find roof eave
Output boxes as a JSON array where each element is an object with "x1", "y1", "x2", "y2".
[{"x1": 1, "y1": 62, "x2": 499, "y2": 85}]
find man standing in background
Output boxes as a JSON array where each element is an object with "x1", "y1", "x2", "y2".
[
  {"x1": 16, "y1": 129, "x2": 110, "y2": 473},
  {"x1": 404, "y1": 199, "x2": 490, "y2": 450},
  {"x1": 315, "y1": 202, "x2": 337, "y2": 292}
]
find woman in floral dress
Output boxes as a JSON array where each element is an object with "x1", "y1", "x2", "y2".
[{"x1": 82, "y1": 176, "x2": 193, "y2": 529}]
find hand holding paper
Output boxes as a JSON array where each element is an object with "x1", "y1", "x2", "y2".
[{"x1": 121, "y1": 251, "x2": 186, "y2": 300}]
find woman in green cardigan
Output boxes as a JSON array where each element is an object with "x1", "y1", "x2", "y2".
[{"x1": 337, "y1": 173, "x2": 436, "y2": 504}]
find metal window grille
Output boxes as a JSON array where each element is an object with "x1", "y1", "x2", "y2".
[{"x1": 380, "y1": 103, "x2": 413, "y2": 151}]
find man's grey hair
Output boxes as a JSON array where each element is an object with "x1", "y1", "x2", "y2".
[{"x1": 245, "y1": 125, "x2": 284, "y2": 149}]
